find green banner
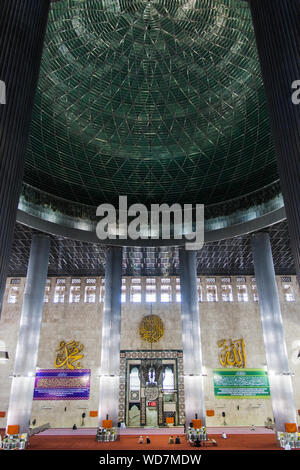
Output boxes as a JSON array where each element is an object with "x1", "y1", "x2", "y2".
[{"x1": 213, "y1": 369, "x2": 270, "y2": 398}]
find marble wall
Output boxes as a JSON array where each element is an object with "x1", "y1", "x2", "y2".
[{"x1": 0, "y1": 274, "x2": 299, "y2": 428}]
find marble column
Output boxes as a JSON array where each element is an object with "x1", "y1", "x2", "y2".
[
  {"x1": 251, "y1": 232, "x2": 297, "y2": 432},
  {"x1": 179, "y1": 248, "x2": 206, "y2": 427},
  {"x1": 6, "y1": 235, "x2": 50, "y2": 434},
  {"x1": 0, "y1": 0, "x2": 51, "y2": 315},
  {"x1": 249, "y1": 0, "x2": 300, "y2": 287},
  {"x1": 98, "y1": 246, "x2": 122, "y2": 427}
]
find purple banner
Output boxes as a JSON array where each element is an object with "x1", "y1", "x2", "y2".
[{"x1": 33, "y1": 369, "x2": 91, "y2": 400}]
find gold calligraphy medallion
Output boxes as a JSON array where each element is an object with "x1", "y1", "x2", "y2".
[
  {"x1": 54, "y1": 340, "x2": 84, "y2": 369},
  {"x1": 218, "y1": 338, "x2": 246, "y2": 368},
  {"x1": 139, "y1": 315, "x2": 164, "y2": 343}
]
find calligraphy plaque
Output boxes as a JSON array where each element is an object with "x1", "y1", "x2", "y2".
[
  {"x1": 33, "y1": 369, "x2": 91, "y2": 400},
  {"x1": 54, "y1": 340, "x2": 84, "y2": 369},
  {"x1": 218, "y1": 338, "x2": 246, "y2": 368},
  {"x1": 139, "y1": 315, "x2": 164, "y2": 343}
]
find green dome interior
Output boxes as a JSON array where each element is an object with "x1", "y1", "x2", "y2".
[{"x1": 24, "y1": 0, "x2": 278, "y2": 208}]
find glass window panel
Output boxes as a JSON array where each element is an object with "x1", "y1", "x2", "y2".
[
  {"x1": 7, "y1": 286, "x2": 19, "y2": 304},
  {"x1": 283, "y1": 284, "x2": 295, "y2": 302},
  {"x1": 129, "y1": 367, "x2": 140, "y2": 391},
  {"x1": 161, "y1": 284, "x2": 171, "y2": 302},
  {"x1": 54, "y1": 285, "x2": 65, "y2": 303},
  {"x1": 84, "y1": 285, "x2": 96, "y2": 303},
  {"x1": 221, "y1": 284, "x2": 233, "y2": 302},
  {"x1": 146, "y1": 287, "x2": 156, "y2": 303},
  {"x1": 237, "y1": 284, "x2": 248, "y2": 302},
  {"x1": 252, "y1": 284, "x2": 258, "y2": 302},
  {"x1": 207, "y1": 285, "x2": 218, "y2": 302},
  {"x1": 44, "y1": 285, "x2": 51, "y2": 303},
  {"x1": 176, "y1": 278, "x2": 181, "y2": 302},
  {"x1": 130, "y1": 285, "x2": 141, "y2": 303},
  {"x1": 163, "y1": 366, "x2": 175, "y2": 390},
  {"x1": 69, "y1": 285, "x2": 80, "y2": 303},
  {"x1": 99, "y1": 278, "x2": 105, "y2": 302},
  {"x1": 121, "y1": 280, "x2": 127, "y2": 303}
]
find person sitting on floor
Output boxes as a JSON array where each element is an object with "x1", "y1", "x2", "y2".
[
  {"x1": 175, "y1": 436, "x2": 181, "y2": 444},
  {"x1": 168, "y1": 435, "x2": 174, "y2": 444},
  {"x1": 146, "y1": 436, "x2": 151, "y2": 444},
  {"x1": 138, "y1": 436, "x2": 144, "y2": 444}
]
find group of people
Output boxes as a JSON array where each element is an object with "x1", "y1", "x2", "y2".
[{"x1": 138, "y1": 435, "x2": 181, "y2": 445}]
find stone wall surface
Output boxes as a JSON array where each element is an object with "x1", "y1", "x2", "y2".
[{"x1": 0, "y1": 275, "x2": 299, "y2": 428}]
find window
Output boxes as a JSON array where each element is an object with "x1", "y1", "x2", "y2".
[
  {"x1": 54, "y1": 285, "x2": 65, "y2": 303},
  {"x1": 44, "y1": 282, "x2": 51, "y2": 303},
  {"x1": 237, "y1": 284, "x2": 248, "y2": 302},
  {"x1": 197, "y1": 278, "x2": 203, "y2": 302},
  {"x1": 69, "y1": 286, "x2": 80, "y2": 303},
  {"x1": 146, "y1": 278, "x2": 156, "y2": 303},
  {"x1": 130, "y1": 279, "x2": 141, "y2": 303},
  {"x1": 129, "y1": 367, "x2": 140, "y2": 390},
  {"x1": 7, "y1": 286, "x2": 19, "y2": 304},
  {"x1": 176, "y1": 278, "x2": 181, "y2": 302},
  {"x1": 252, "y1": 284, "x2": 259, "y2": 302},
  {"x1": 162, "y1": 366, "x2": 175, "y2": 390},
  {"x1": 161, "y1": 285, "x2": 172, "y2": 303},
  {"x1": 84, "y1": 285, "x2": 96, "y2": 303},
  {"x1": 121, "y1": 279, "x2": 127, "y2": 303},
  {"x1": 221, "y1": 284, "x2": 233, "y2": 302},
  {"x1": 99, "y1": 278, "x2": 105, "y2": 302},
  {"x1": 161, "y1": 279, "x2": 171, "y2": 302},
  {"x1": 283, "y1": 284, "x2": 295, "y2": 302},
  {"x1": 207, "y1": 285, "x2": 218, "y2": 302}
]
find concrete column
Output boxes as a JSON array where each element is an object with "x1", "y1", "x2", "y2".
[
  {"x1": 179, "y1": 248, "x2": 206, "y2": 427},
  {"x1": 0, "y1": 0, "x2": 51, "y2": 315},
  {"x1": 98, "y1": 246, "x2": 122, "y2": 427},
  {"x1": 251, "y1": 232, "x2": 297, "y2": 432},
  {"x1": 249, "y1": 0, "x2": 300, "y2": 287},
  {"x1": 6, "y1": 235, "x2": 50, "y2": 434}
]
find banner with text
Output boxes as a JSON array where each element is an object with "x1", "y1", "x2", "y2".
[
  {"x1": 33, "y1": 369, "x2": 91, "y2": 400},
  {"x1": 213, "y1": 369, "x2": 270, "y2": 398}
]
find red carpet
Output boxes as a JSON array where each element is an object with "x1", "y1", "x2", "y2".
[
  {"x1": 24, "y1": 433, "x2": 285, "y2": 450},
  {"x1": 1, "y1": 428, "x2": 299, "y2": 451}
]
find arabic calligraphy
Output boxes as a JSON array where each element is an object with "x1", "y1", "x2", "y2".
[
  {"x1": 139, "y1": 315, "x2": 164, "y2": 343},
  {"x1": 54, "y1": 340, "x2": 84, "y2": 369},
  {"x1": 218, "y1": 338, "x2": 246, "y2": 368}
]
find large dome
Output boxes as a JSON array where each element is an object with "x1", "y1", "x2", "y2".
[{"x1": 24, "y1": 0, "x2": 278, "y2": 209}]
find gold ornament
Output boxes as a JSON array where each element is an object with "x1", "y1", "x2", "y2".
[
  {"x1": 54, "y1": 340, "x2": 84, "y2": 369},
  {"x1": 218, "y1": 338, "x2": 246, "y2": 368},
  {"x1": 139, "y1": 315, "x2": 164, "y2": 343}
]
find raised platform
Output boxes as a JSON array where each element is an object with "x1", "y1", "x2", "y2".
[{"x1": 37, "y1": 426, "x2": 275, "y2": 436}]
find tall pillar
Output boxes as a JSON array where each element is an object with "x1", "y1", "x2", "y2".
[
  {"x1": 98, "y1": 246, "x2": 122, "y2": 427},
  {"x1": 249, "y1": 0, "x2": 300, "y2": 286},
  {"x1": 251, "y1": 232, "x2": 297, "y2": 432},
  {"x1": 179, "y1": 248, "x2": 206, "y2": 427},
  {"x1": 6, "y1": 235, "x2": 50, "y2": 434},
  {"x1": 0, "y1": 0, "x2": 51, "y2": 315}
]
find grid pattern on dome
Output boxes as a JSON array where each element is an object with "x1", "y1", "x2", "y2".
[{"x1": 25, "y1": 0, "x2": 278, "y2": 207}]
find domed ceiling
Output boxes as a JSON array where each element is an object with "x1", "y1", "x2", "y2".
[{"x1": 24, "y1": 0, "x2": 278, "y2": 209}]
